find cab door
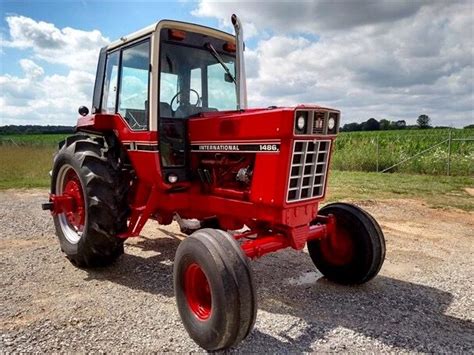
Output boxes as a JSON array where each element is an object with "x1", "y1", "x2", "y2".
[
  {"x1": 159, "y1": 115, "x2": 188, "y2": 183},
  {"x1": 158, "y1": 57, "x2": 204, "y2": 184},
  {"x1": 158, "y1": 64, "x2": 192, "y2": 183}
]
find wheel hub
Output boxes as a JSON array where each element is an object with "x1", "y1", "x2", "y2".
[
  {"x1": 55, "y1": 165, "x2": 86, "y2": 244},
  {"x1": 184, "y1": 263, "x2": 212, "y2": 320},
  {"x1": 63, "y1": 169, "x2": 85, "y2": 230},
  {"x1": 321, "y1": 223, "x2": 354, "y2": 265}
]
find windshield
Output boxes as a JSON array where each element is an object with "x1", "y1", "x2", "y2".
[{"x1": 159, "y1": 28, "x2": 237, "y2": 118}]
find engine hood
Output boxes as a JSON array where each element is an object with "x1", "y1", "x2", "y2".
[
  {"x1": 188, "y1": 105, "x2": 340, "y2": 142},
  {"x1": 193, "y1": 104, "x2": 339, "y2": 120}
]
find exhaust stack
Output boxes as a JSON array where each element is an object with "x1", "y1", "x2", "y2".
[{"x1": 231, "y1": 14, "x2": 247, "y2": 110}]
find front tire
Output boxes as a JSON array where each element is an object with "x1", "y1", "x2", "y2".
[
  {"x1": 308, "y1": 203, "x2": 385, "y2": 284},
  {"x1": 51, "y1": 134, "x2": 129, "y2": 267},
  {"x1": 173, "y1": 228, "x2": 257, "y2": 351}
]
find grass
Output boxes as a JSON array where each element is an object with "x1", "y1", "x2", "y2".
[
  {"x1": 0, "y1": 134, "x2": 64, "y2": 189},
  {"x1": 326, "y1": 171, "x2": 473, "y2": 211},
  {"x1": 0, "y1": 146, "x2": 56, "y2": 189}
]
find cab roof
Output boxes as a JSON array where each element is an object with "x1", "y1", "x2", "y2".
[{"x1": 106, "y1": 20, "x2": 235, "y2": 51}]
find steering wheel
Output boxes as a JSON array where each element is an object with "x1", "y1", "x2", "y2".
[{"x1": 170, "y1": 89, "x2": 201, "y2": 113}]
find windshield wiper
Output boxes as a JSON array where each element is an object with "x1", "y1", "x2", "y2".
[{"x1": 205, "y1": 43, "x2": 236, "y2": 85}]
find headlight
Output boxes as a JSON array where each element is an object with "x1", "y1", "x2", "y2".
[
  {"x1": 297, "y1": 116, "x2": 306, "y2": 130},
  {"x1": 328, "y1": 117, "x2": 335, "y2": 130},
  {"x1": 295, "y1": 111, "x2": 308, "y2": 133},
  {"x1": 167, "y1": 174, "x2": 178, "y2": 183}
]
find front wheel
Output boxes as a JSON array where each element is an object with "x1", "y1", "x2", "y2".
[
  {"x1": 308, "y1": 203, "x2": 386, "y2": 284},
  {"x1": 173, "y1": 228, "x2": 257, "y2": 351}
]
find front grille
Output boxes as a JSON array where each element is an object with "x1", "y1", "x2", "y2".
[
  {"x1": 313, "y1": 112, "x2": 326, "y2": 134},
  {"x1": 287, "y1": 139, "x2": 331, "y2": 202}
]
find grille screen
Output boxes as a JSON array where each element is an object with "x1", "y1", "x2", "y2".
[
  {"x1": 287, "y1": 140, "x2": 331, "y2": 202},
  {"x1": 313, "y1": 112, "x2": 326, "y2": 134}
]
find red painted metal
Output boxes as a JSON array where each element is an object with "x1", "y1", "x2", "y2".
[
  {"x1": 49, "y1": 169, "x2": 85, "y2": 230},
  {"x1": 74, "y1": 106, "x2": 341, "y2": 257},
  {"x1": 239, "y1": 214, "x2": 335, "y2": 259},
  {"x1": 62, "y1": 170, "x2": 85, "y2": 229},
  {"x1": 49, "y1": 194, "x2": 74, "y2": 215},
  {"x1": 184, "y1": 263, "x2": 212, "y2": 320},
  {"x1": 241, "y1": 235, "x2": 290, "y2": 259},
  {"x1": 319, "y1": 215, "x2": 354, "y2": 265},
  {"x1": 310, "y1": 214, "x2": 336, "y2": 240},
  {"x1": 76, "y1": 113, "x2": 115, "y2": 131}
]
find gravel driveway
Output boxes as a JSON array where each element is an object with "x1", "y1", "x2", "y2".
[{"x1": 1, "y1": 189, "x2": 473, "y2": 352}]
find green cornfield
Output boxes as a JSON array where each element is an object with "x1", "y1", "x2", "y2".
[{"x1": 332, "y1": 129, "x2": 474, "y2": 176}]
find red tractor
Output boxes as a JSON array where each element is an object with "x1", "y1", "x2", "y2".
[{"x1": 43, "y1": 15, "x2": 385, "y2": 350}]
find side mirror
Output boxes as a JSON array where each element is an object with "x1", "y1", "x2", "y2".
[
  {"x1": 78, "y1": 106, "x2": 89, "y2": 116},
  {"x1": 224, "y1": 73, "x2": 234, "y2": 83}
]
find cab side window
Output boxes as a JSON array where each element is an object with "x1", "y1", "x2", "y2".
[
  {"x1": 117, "y1": 40, "x2": 150, "y2": 131},
  {"x1": 101, "y1": 51, "x2": 119, "y2": 113}
]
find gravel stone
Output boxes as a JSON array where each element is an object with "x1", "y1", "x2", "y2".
[{"x1": 0, "y1": 190, "x2": 473, "y2": 352}]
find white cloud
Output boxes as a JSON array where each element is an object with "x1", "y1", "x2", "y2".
[
  {"x1": 192, "y1": 0, "x2": 429, "y2": 35},
  {"x1": 0, "y1": 59, "x2": 95, "y2": 125},
  {"x1": 1, "y1": 16, "x2": 108, "y2": 125},
  {"x1": 3, "y1": 15, "x2": 108, "y2": 70},
  {"x1": 19, "y1": 59, "x2": 44, "y2": 79},
  {"x1": 194, "y1": 0, "x2": 474, "y2": 127}
]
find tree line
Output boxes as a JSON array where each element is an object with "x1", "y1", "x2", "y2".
[
  {"x1": 0, "y1": 125, "x2": 75, "y2": 135},
  {"x1": 341, "y1": 114, "x2": 473, "y2": 132}
]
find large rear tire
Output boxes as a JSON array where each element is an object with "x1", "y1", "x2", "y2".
[
  {"x1": 308, "y1": 203, "x2": 385, "y2": 284},
  {"x1": 51, "y1": 134, "x2": 129, "y2": 267},
  {"x1": 173, "y1": 228, "x2": 257, "y2": 351}
]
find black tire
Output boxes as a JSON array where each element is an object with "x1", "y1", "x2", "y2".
[
  {"x1": 51, "y1": 134, "x2": 129, "y2": 267},
  {"x1": 173, "y1": 228, "x2": 257, "y2": 351},
  {"x1": 308, "y1": 203, "x2": 385, "y2": 284}
]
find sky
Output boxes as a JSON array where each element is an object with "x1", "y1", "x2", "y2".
[{"x1": 0, "y1": 0, "x2": 473, "y2": 127}]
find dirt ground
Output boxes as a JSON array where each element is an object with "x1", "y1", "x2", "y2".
[{"x1": 0, "y1": 189, "x2": 473, "y2": 352}]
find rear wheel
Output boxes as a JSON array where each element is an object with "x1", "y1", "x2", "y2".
[
  {"x1": 308, "y1": 203, "x2": 385, "y2": 284},
  {"x1": 173, "y1": 228, "x2": 257, "y2": 351},
  {"x1": 51, "y1": 134, "x2": 129, "y2": 267}
]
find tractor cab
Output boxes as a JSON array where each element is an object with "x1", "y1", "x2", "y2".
[{"x1": 90, "y1": 19, "x2": 244, "y2": 183}]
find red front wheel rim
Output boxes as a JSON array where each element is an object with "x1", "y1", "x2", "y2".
[
  {"x1": 321, "y1": 219, "x2": 355, "y2": 266},
  {"x1": 184, "y1": 263, "x2": 212, "y2": 320}
]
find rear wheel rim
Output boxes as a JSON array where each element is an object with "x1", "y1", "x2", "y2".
[
  {"x1": 56, "y1": 165, "x2": 85, "y2": 244},
  {"x1": 184, "y1": 263, "x2": 212, "y2": 320}
]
